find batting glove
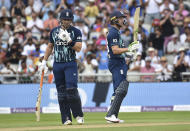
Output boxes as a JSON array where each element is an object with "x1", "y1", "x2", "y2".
[
  {"x1": 58, "y1": 29, "x2": 72, "y2": 43},
  {"x1": 39, "y1": 60, "x2": 48, "y2": 75},
  {"x1": 128, "y1": 41, "x2": 140, "y2": 52}
]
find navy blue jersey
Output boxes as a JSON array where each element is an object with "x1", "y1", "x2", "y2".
[
  {"x1": 107, "y1": 26, "x2": 126, "y2": 59},
  {"x1": 50, "y1": 26, "x2": 82, "y2": 62}
]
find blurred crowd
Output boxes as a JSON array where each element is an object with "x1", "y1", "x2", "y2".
[{"x1": 0, "y1": 0, "x2": 190, "y2": 83}]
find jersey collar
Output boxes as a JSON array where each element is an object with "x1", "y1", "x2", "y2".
[{"x1": 111, "y1": 26, "x2": 120, "y2": 33}]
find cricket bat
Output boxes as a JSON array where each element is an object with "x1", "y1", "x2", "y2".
[
  {"x1": 133, "y1": 7, "x2": 140, "y2": 59},
  {"x1": 35, "y1": 70, "x2": 44, "y2": 122}
]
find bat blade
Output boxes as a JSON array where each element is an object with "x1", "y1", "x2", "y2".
[
  {"x1": 35, "y1": 70, "x2": 44, "y2": 122},
  {"x1": 132, "y1": 7, "x2": 140, "y2": 60},
  {"x1": 133, "y1": 7, "x2": 140, "y2": 41}
]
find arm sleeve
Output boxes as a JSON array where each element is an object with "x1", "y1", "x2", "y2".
[
  {"x1": 107, "y1": 32, "x2": 120, "y2": 47},
  {"x1": 70, "y1": 29, "x2": 82, "y2": 47}
]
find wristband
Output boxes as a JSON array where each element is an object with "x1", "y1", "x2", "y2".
[{"x1": 70, "y1": 41, "x2": 76, "y2": 47}]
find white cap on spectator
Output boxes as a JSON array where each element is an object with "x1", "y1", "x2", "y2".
[
  {"x1": 137, "y1": 52, "x2": 142, "y2": 56},
  {"x1": 148, "y1": 47, "x2": 154, "y2": 52},
  {"x1": 145, "y1": 56, "x2": 152, "y2": 61},
  {"x1": 89, "y1": 0, "x2": 95, "y2": 2},
  {"x1": 5, "y1": 21, "x2": 11, "y2": 25},
  {"x1": 178, "y1": 47, "x2": 185, "y2": 52}
]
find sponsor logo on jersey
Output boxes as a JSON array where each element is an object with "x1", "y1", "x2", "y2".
[
  {"x1": 77, "y1": 36, "x2": 82, "y2": 40},
  {"x1": 55, "y1": 40, "x2": 68, "y2": 45},
  {"x1": 113, "y1": 39, "x2": 117, "y2": 42}
]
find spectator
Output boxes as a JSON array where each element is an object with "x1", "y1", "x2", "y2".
[
  {"x1": 180, "y1": 27, "x2": 190, "y2": 44},
  {"x1": 99, "y1": 0, "x2": 115, "y2": 14},
  {"x1": 167, "y1": 34, "x2": 181, "y2": 54},
  {"x1": 0, "y1": 0, "x2": 11, "y2": 10},
  {"x1": 144, "y1": 0, "x2": 162, "y2": 24},
  {"x1": 148, "y1": 27, "x2": 164, "y2": 56},
  {"x1": 121, "y1": 28, "x2": 133, "y2": 47},
  {"x1": 155, "y1": 56, "x2": 173, "y2": 81},
  {"x1": 33, "y1": 0, "x2": 43, "y2": 14},
  {"x1": 140, "y1": 56, "x2": 155, "y2": 82},
  {"x1": 82, "y1": 52, "x2": 98, "y2": 81},
  {"x1": 96, "y1": 28, "x2": 108, "y2": 46},
  {"x1": 17, "y1": 60, "x2": 36, "y2": 83},
  {"x1": 160, "y1": 0, "x2": 175, "y2": 14},
  {"x1": 129, "y1": 52, "x2": 145, "y2": 72},
  {"x1": 43, "y1": 11, "x2": 59, "y2": 30},
  {"x1": 93, "y1": 16, "x2": 103, "y2": 32},
  {"x1": 160, "y1": 8, "x2": 175, "y2": 53},
  {"x1": 41, "y1": 0, "x2": 55, "y2": 21},
  {"x1": 0, "y1": 39, "x2": 6, "y2": 62},
  {"x1": 13, "y1": 15, "x2": 27, "y2": 33},
  {"x1": 55, "y1": 0, "x2": 67, "y2": 15},
  {"x1": 24, "y1": 0, "x2": 33, "y2": 21},
  {"x1": 0, "y1": 21, "x2": 13, "y2": 44},
  {"x1": 84, "y1": 0, "x2": 99, "y2": 25},
  {"x1": 99, "y1": 7, "x2": 110, "y2": 27},
  {"x1": 184, "y1": 34, "x2": 190, "y2": 50},
  {"x1": 0, "y1": 37, "x2": 8, "y2": 52},
  {"x1": 0, "y1": 6, "x2": 10, "y2": 17},
  {"x1": 11, "y1": 0, "x2": 25, "y2": 17},
  {"x1": 22, "y1": 38, "x2": 36, "y2": 56},
  {"x1": 40, "y1": 36, "x2": 48, "y2": 56},
  {"x1": 147, "y1": 47, "x2": 160, "y2": 68},
  {"x1": 0, "y1": 59, "x2": 4, "y2": 71},
  {"x1": 96, "y1": 40, "x2": 110, "y2": 81},
  {"x1": 6, "y1": 38, "x2": 22, "y2": 65},
  {"x1": 173, "y1": 47, "x2": 190, "y2": 81},
  {"x1": 0, "y1": 62, "x2": 16, "y2": 74},
  {"x1": 73, "y1": 6, "x2": 83, "y2": 22},
  {"x1": 0, "y1": 62, "x2": 17, "y2": 84},
  {"x1": 173, "y1": 3, "x2": 189, "y2": 34},
  {"x1": 27, "y1": 12, "x2": 44, "y2": 40},
  {"x1": 75, "y1": 19, "x2": 89, "y2": 41}
]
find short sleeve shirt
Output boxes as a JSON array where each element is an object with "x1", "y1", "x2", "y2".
[
  {"x1": 107, "y1": 26, "x2": 126, "y2": 60},
  {"x1": 49, "y1": 26, "x2": 82, "y2": 62}
]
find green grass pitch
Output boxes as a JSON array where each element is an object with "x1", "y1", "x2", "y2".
[{"x1": 0, "y1": 112, "x2": 190, "y2": 131}]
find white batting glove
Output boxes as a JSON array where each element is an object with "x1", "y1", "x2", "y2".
[
  {"x1": 64, "y1": 30, "x2": 72, "y2": 43},
  {"x1": 128, "y1": 41, "x2": 140, "y2": 52},
  {"x1": 58, "y1": 29, "x2": 71, "y2": 43},
  {"x1": 38, "y1": 60, "x2": 48, "y2": 75}
]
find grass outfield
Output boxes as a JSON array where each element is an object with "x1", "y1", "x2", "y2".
[{"x1": 0, "y1": 112, "x2": 190, "y2": 131}]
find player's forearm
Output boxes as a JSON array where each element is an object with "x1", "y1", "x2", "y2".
[
  {"x1": 72, "y1": 42, "x2": 82, "y2": 52},
  {"x1": 112, "y1": 47, "x2": 128, "y2": 55},
  {"x1": 44, "y1": 43, "x2": 53, "y2": 61}
]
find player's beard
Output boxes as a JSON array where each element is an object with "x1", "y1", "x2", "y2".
[
  {"x1": 61, "y1": 23, "x2": 70, "y2": 29},
  {"x1": 60, "y1": 21, "x2": 71, "y2": 29}
]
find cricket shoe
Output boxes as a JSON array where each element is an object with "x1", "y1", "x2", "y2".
[
  {"x1": 105, "y1": 115, "x2": 119, "y2": 123},
  {"x1": 63, "y1": 120, "x2": 72, "y2": 125},
  {"x1": 107, "y1": 118, "x2": 124, "y2": 123},
  {"x1": 76, "y1": 116, "x2": 84, "y2": 124}
]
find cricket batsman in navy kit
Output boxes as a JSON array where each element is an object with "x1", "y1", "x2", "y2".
[
  {"x1": 105, "y1": 10, "x2": 139, "y2": 123},
  {"x1": 39, "y1": 9, "x2": 84, "y2": 125}
]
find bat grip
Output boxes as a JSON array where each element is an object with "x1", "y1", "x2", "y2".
[{"x1": 40, "y1": 70, "x2": 44, "y2": 87}]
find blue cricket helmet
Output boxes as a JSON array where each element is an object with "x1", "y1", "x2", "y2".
[
  {"x1": 110, "y1": 10, "x2": 127, "y2": 25},
  {"x1": 110, "y1": 10, "x2": 125, "y2": 21},
  {"x1": 60, "y1": 9, "x2": 74, "y2": 20}
]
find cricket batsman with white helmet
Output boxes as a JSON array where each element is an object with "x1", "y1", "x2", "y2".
[
  {"x1": 105, "y1": 10, "x2": 139, "y2": 123},
  {"x1": 39, "y1": 9, "x2": 84, "y2": 125}
]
